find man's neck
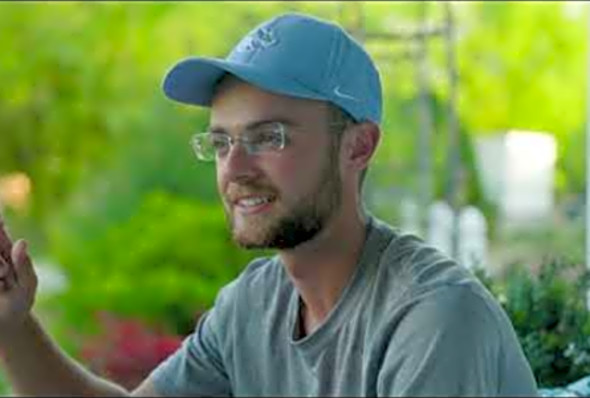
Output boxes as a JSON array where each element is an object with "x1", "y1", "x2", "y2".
[{"x1": 279, "y1": 210, "x2": 369, "y2": 336}]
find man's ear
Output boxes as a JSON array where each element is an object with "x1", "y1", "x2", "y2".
[{"x1": 344, "y1": 122, "x2": 381, "y2": 171}]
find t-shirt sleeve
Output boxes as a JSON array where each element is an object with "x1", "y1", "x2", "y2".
[
  {"x1": 147, "y1": 286, "x2": 234, "y2": 397},
  {"x1": 377, "y1": 284, "x2": 537, "y2": 397}
]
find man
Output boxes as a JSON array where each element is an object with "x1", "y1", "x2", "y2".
[{"x1": 0, "y1": 12, "x2": 538, "y2": 396}]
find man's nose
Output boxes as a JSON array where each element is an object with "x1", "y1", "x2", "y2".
[{"x1": 219, "y1": 142, "x2": 259, "y2": 182}]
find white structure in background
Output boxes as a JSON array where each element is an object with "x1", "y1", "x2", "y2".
[
  {"x1": 426, "y1": 201, "x2": 453, "y2": 257},
  {"x1": 425, "y1": 201, "x2": 489, "y2": 271},
  {"x1": 458, "y1": 206, "x2": 488, "y2": 271},
  {"x1": 400, "y1": 197, "x2": 421, "y2": 236},
  {"x1": 34, "y1": 259, "x2": 68, "y2": 298},
  {"x1": 474, "y1": 130, "x2": 557, "y2": 228}
]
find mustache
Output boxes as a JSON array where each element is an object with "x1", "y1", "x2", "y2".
[{"x1": 224, "y1": 181, "x2": 278, "y2": 202}]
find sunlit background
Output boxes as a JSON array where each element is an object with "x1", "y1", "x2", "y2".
[{"x1": 0, "y1": 1, "x2": 588, "y2": 394}]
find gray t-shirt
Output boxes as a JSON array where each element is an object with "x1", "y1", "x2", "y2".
[{"x1": 149, "y1": 217, "x2": 538, "y2": 396}]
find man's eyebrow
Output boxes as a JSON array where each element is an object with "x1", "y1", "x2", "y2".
[
  {"x1": 245, "y1": 118, "x2": 297, "y2": 130},
  {"x1": 208, "y1": 118, "x2": 298, "y2": 133}
]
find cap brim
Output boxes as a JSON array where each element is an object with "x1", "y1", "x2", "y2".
[{"x1": 162, "y1": 57, "x2": 327, "y2": 107}]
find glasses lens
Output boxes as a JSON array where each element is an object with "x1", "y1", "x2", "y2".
[
  {"x1": 192, "y1": 134, "x2": 224, "y2": 162},
  {"x1": 245, "y1": 123, "x2": 285, "y2": 154}
]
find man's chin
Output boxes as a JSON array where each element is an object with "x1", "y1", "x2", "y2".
[
  {"x1": 233, "y1": 235, "x2": 279, "y2": 250},
  {"x1": 231, "y1": 225, "x2": 290, "y2": 250},
  {"x1": 231, "y1": 224, "x2": 321, "y2": 251},
  {"x1": 234, "y1": 239, "x2": 270, "y2": 250},
  {"x1": 231, "y1": 225, "x2": 273, "y2": 250}
]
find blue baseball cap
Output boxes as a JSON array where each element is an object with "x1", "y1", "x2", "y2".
[{"x1": 162, "y1": 13, "x2": 382, "y2": 124}]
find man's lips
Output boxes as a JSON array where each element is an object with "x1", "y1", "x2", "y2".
[{"x1": 231, "y1": 194, "x2": 277, "y2": 215}]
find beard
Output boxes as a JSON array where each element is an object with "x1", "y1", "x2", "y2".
[{"x1": 224, "y1": 147, "x2": 342, "y2": 250}]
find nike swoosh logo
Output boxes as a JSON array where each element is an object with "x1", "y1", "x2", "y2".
[{"x1": 333, "y1": 86, "x2": 358, "y2": 101}]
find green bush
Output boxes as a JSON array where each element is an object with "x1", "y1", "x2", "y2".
[
  {"x1": 476, "y1": 258, "x2": 590, "y2": 387},
  {"x1": 47, "y1": 190, "x2": 261, "y2": 336}
]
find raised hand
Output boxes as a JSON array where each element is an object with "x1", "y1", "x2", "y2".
[
  {"x1": 0, "y1": 216, "x2": 38, "y2": 331},
  {"x1": 0, "y1": 218, "x2": 130, "y2": 397}
]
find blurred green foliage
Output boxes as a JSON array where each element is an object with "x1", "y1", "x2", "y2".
[
  {"x1": 48, "y1": 191, "x2": 260, "y2": 335},
  {"x1": 477, "y1": 259, "x2": 590, "y2": 387},
  {"x1": 0, "y1": 1, "x2": 588, "y2": 388},
  {"x1": 1, "y1": 2, "x2": 587, "y2": 223}
]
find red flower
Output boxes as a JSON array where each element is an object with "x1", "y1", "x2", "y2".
[{"x1": 80, "y1": 312, "x2": 183, "y2": 390}]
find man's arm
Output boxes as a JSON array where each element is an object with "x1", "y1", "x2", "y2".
[
  {"x1": 132, "y1": 378, "x2": 160, "y2": 396},
  {"x1": 0, "y1": 313, "x2": 131, "y2": 396},
  {"x1": 0, "y1": 219, "x2": 158, "y2": 396}
]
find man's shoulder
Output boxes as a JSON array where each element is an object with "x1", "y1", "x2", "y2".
[
  {"x1": 374, "y1": 223, "x2": 463, "y2": 289},
  {"x1": 367, "y1": 218, "x2": 493, "y2": 321},
  {"x1": 367, "y1": 226, "x2": 514, "y2": 353},
  {"x1": 368, "y1": 220, "x2": 510, "y2": 338}
]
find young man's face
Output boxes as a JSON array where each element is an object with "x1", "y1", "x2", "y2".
[{"x1": 210, "y1": 77, "x2": 344, "y2": 250}]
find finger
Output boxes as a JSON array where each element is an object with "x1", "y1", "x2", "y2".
[
  {"x1": 0, "y1": 254, "x2": 10, "y2": 279},
  {"x1": 0, "y1": 279, "x2": 8, "y2": 292},
  {"x1": 0, "y1": 255, "x2": 15, "y2": 290},
  {"x1": 0, "y1": 217, "x2": 13, "y2": 264}
]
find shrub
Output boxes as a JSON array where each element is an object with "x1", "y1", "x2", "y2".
[
  {"x1": 47, "y1": 190, "x2": 261, "y2": 336},
  {"x1": 476, "y1": 258, "x2": 590, "y2": 387}
]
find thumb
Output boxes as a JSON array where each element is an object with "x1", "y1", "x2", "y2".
[{"x1": 11, "y1": 239, "x2": 35, "y2": 283}]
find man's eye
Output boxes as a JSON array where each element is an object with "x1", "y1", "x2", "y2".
[
  {"x1": 210, "y1": 136, "x2": 228, "y2": 149},
  {"x1": 249, "y1": 128, "x2": 281, "y2": 147},
  {"x1": 251, "y1": 132, "x2": 273, "y2": 144}
]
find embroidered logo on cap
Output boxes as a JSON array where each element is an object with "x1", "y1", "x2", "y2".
[
  {"x1": 236, "y1": 27, "x2": 278, "y2": 53},
  {"x1": 333, "y1": 85, "x2": 358, "y2": 101}
]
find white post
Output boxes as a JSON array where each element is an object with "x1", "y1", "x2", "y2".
[
  {"x1": 427, "y1": 201, "x2": 454, "y2": 257},
  {"x1": 458, "y1": 206, "x2": 488, "y2": 272}
]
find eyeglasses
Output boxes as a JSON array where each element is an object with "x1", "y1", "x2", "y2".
[{"x1": 191, "y1": 122, "x2": 288, "y2": 162}]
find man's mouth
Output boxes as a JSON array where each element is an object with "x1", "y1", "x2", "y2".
[{"x1": 233, "y1": 195, "x2": 276, "y2": 215}]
